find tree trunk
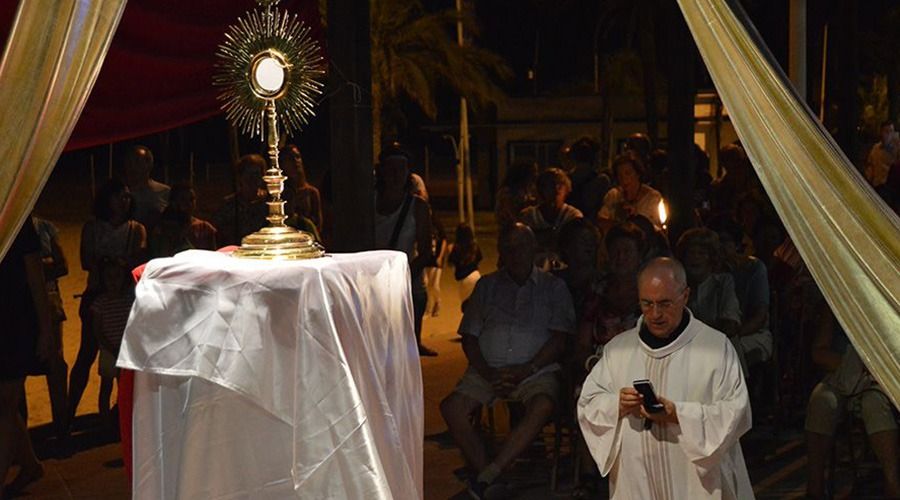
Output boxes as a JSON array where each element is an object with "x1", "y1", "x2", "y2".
[
  {"x1": 599, "y1": 55, "x2": 613, "y2": 170},
  {"x1": 328, "y1": 0, "x2": 374, "y2": 251},
  {"x1": 532, "y1": 27, "x2": 540, "y2": 96},
  {"x1": 372, "y1": 80, "x2": 382, "y2": 158},
  {"x1": 639, "y1": 7, "x2": 659, "y2": 146},
  {"x1": 665, "y1": 1, "x2": 696, "y2": 242}
]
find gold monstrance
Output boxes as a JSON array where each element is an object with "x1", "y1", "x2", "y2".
[{"x1": 214, "y1": 0, "x2": 325, "y2": 259}]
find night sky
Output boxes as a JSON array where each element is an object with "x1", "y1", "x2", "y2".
[{"x1": 434, "y1": 0, "x2": 897, "y2": 97}]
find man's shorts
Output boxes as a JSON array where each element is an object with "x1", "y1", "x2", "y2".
[
  {"x1": 805, "y1": 382, "x2": 898, "y2": 436},
  {"x1": 452, "y1": 367, "x2": 559, "y2": 406}
]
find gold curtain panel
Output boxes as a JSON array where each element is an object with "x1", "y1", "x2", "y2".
[
  {"x1": 678, "y1": 0, "x2": 900, "y2": 405},
  {"x1": 0, "y1": 0, "x2": 127, "y2": 261}
]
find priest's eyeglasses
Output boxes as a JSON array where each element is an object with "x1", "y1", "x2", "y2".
[
  {"x1": 638, "y1": 288, "x2": 686, "y2": 312},
  {"x1": 639, "y1": 299, "x2": 676, "y2": 312}
]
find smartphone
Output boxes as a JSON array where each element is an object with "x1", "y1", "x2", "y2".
[{"x1": 633, "y1": 379, "x2": 665, "y2": 414}]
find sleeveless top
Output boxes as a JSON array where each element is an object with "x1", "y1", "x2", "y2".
[
  {"x1": 84, "y1": 219, "x2": 143, "y2": 292},
  {"x1": 375, "y1": 196, "x2": 417, "y2": 258}
]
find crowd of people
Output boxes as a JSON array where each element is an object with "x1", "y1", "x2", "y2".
[{"x1": 439, "y1": 133, "x2": 900, "y2": 499}]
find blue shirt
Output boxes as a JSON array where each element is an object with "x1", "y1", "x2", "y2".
[{"x1": 459, "y1": 267, "x2": 575, "y2": 368}]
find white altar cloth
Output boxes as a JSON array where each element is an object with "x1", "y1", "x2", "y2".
[{"x1": 118, "y1": 250, "x2": 423, "y2": 499}]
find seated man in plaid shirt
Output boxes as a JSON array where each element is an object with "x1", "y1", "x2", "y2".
[{"x1": 440, "y1": 223, "x2": 575, "y2": 498}]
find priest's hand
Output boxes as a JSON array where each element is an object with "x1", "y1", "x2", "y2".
[
  {"x1": 619, "y1": 387, "x2": 643, "y2": 419},
  {"x1": 640, "y1": 396, "x2": 679, "y2": 425}
]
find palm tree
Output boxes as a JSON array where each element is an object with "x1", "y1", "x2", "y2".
[
  {"x1": 369, "y1": 0, "x2": 511, "y2": 150},
  {"x1": 594, "y1": 0, "x2": 666, "y2": 146}
]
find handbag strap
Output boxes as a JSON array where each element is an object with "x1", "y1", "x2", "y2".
[
  {"x1": 388, "y1": 195, "x2": 413, "y2": 250},
  {"x1": 125, "y1": 220, "x2": 136, "y2": 255}
]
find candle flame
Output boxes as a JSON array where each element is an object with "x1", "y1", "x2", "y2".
[{"x1": 658, "y1": 199, "x2": 668, "y2": 225}]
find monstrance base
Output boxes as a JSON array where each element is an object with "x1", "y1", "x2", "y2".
[{"x1": 232, "y1": 225, "x2": 325, "y2": 260}]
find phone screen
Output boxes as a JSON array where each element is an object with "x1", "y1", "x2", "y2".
[{"x1": 633, "y1": 379, "x2": 665, "y2": 413}]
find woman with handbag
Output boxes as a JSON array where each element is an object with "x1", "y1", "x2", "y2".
[{"x1": 67, "y1": 180, "x2": 146, "y2": 430}]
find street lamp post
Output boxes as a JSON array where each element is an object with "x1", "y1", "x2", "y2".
[
  {"x1": 443, "y1": 134, "x2": 465, "y2": 224},
  {"x1": 456, "y1": 0, "x2": 475, "y2": 233}
]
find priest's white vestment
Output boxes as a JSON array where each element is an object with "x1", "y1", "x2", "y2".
[{"x1": 578, "y1": 313, "x2": 754, "y2": 499}]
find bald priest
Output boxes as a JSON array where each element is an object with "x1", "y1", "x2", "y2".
[{"x1": 578, "y1": 257, "x2": 754, "y2": 499}]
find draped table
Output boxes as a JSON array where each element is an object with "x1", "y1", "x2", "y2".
[{"x1": 117, "y1": 250, "x2": 423, "y2": 499}]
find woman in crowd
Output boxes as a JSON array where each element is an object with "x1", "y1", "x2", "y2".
[
  {"x1": 519, "y1": 167, "x2": 583, "y2": 270},
  {"x1": 149, "y1": 183, "x2": 217, "y2": 258},
  {"x1": 494, "y1": 160, "x2": 538, "y2": 232},
  {"x1": 575, "y1": 222, "x2": 645, "y2": 372},
  {"x1": 374, "y1": 143, "x2": 437, "y2": 356},
  {"x1": 68, "y1": 179, "x2": 146, "y2": 426},
  {"x1": 710, "y1": 216, "x2": 773, "y2": 370},
  {"x1": 598, "y1": 154, "x2": 664, "y2": 230}
]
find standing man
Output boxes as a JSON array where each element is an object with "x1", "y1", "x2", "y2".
[
  {"x1": 578, "y1": 257, "x2": 753, "y2": 499},
  {"x1": 123, "y1": 145, "x2": 170, "y2": 231}
]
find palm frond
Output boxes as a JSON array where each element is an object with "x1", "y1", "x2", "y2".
[{"x1": 370, "y1": 0, "x2": 511, "y2": 132}]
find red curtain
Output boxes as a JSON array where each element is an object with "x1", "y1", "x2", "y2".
[{"x1": 0, "y1": 1, "x2": 322, "y2": 151}]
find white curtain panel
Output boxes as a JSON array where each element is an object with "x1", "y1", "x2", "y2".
[
  {"x1": 677, "y1": 0, "x2": 900, "y2": 405},
  {"x1": 0, "y1": 0, "x2": 127, "y2": 260}
]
